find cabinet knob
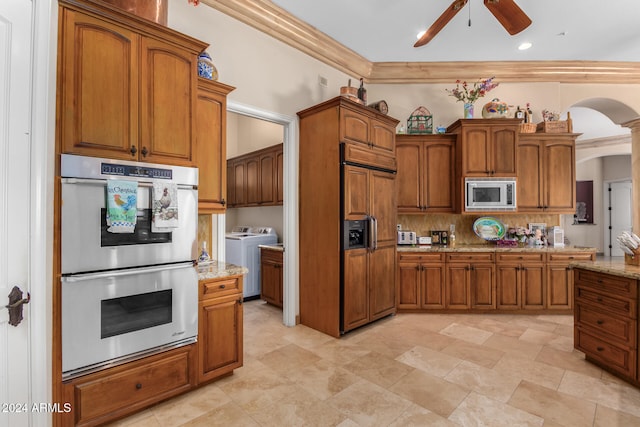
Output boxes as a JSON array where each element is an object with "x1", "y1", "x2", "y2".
[
  {"x1": 596, "y1": 346, "x2": 605, "y2": 352},
  {"x1": 130, "y1": 145, "x2": 137, "y2": 156},
  {"x1": 219, "y1": 284, "x2": 226, "y2": 289},
  {"x1": 141, "y1": 146, "x2": 148, "y2": 157},
  {"x1": 596, "y1": 319, "x2": 604, "y2": 325},
  {"x1": 135, "y1": 383, "x2": 142, "y2": 390},
  {"x1": 221, "y1": 199, "x2": 226, "y2": 206}
]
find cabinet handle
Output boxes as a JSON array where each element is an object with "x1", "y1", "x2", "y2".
[
  {"x1": 141, "y1": 146, "x2": 148, "y2": 157},
  {"x1": 238, "y1": 298, "x2": 243, "y2": 305},
  {"x1": 597, "y1": 297, "x2": 603, "y2": 302},
  {"x1": 135, "y1": 383, "x2": 142, "y2": 390},
  {"x1": 596, "y1": 346, "x2": 604, "y2": 352},
  {"x1": 130, "y1": 145, "x2": 137, "y2": 156},
  {"x1": 221, "y1": 199, "x2": 226, "y2": 206},
  {"x1": 219, "y1": 284, "x2": 226, "y2": 289},
  {"x1": 596, "y1": 319, "x2": 604, "y2": 325}
]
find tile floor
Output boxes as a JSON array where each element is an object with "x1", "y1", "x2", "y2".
[{"x1": 109, "y1": 301, "x2": 640, "y2": 426}]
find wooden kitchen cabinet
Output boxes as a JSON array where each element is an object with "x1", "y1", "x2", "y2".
[
  {"x1": 198, "y1": 276, "x2": 243, "y2": 384},
  {"x1": 196, "y1": 78, "x2": 235, "y2": 213},
  {"x1": 517, "y1": 134, "x2": 578, "y2": 213},
  {"x1": 496, "y1": 252, "x2": 546, "y2": 310},
  {"x1": 574, "y1": 268, "x2": 638, "y2": 381},
  {"x1": 261, "y1": 247, "x2": 283, "y2": 308},
  {"x1": 61, "y1": 345, "x2": 195, "y2": 426},
  {"x1": 226, "y1": 144, "x2": 283, "y2": 208},
  {"x1": 447, "y1": 119, "x2": 520, "y2": 177},
  {"x1": 445, "y1": 252, "x2": 495, "y2": 309},
  {"x1": 397, "y1": 253, "x2": 446, "y2": 309},
  {"x1": 57, "y1": 2, "x2": 206, "y2": 166},
  {"x1": 547, "y1": 251, "x2": 596, "y2": 311},
  {"x1": 396, "y1": 134, "x2": 457, "y2": 213}
]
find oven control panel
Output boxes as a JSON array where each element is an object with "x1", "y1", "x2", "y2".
[{"x1": 101, "y1": 163, "x2": 173, "y2": 180}]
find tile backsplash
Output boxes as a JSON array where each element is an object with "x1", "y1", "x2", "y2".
[{"x1": 398, "y1": 213, "x2": 560, "y2": 245}]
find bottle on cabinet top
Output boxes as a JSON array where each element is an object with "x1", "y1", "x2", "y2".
[{"x1": 357, "y1": 78, "x2": 367, "y2": 105}]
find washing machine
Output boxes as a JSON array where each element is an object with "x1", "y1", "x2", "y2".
[{"x1": 225, "y1": 226, "x2": 278, "y2": 298}]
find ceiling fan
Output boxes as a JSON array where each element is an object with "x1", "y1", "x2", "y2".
[{"x1": 414, "y1": 0, "x2": 532, "y2": 47}]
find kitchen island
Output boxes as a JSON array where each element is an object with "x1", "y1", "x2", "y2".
[
  {"x1": 396, "y1": 244, "x2": 596, "y2": 313},
  {"x1": 571, "y1": 258, "x2": 640, "y2": 388}
]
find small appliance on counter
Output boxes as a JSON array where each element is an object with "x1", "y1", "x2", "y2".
[
  {"x1": 397, "y1": 230, "x2": 417, "y2": 245},
  {"x1": 547, "y1": 226, "x2": 564, "y2": 247},
  {"x1": 417, "y1": 236, "x2": 432, "y2": 245}
]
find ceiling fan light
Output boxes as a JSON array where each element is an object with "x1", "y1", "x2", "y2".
[
  {"x1": 416, "y1": 30, "x2": 426, "y2": 40},
  {"x1": 518, "y1": 42, "x2": 532, "y2": 50}
]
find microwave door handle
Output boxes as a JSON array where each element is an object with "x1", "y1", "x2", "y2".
[{"x1": 61, "y1": 261, "x2": 195, "y2": 282}]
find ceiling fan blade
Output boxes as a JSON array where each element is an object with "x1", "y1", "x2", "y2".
[
  {"x1": 483, "y1": 0, "x2": 532, "y2": 35},
  {"x1": 414, "y1": 0, "x2": 468, "y2": 47}
]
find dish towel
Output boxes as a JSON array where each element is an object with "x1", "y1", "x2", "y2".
[
  {"x1": 152, "y1": 182, "x2": 179, "y2": 232},
  {"x1": 106, "y1": 180, "x2": 138, "y2": 233}
]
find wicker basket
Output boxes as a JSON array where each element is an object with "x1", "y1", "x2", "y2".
[
  {"x1": 536, "y1": 120, "x2": 569, "y2": 133},
  {"x1": 519, "y1": 123, "x2": 536, "y2": 133},
  {"x1": 625, "y1": 249, "x2": 640, "y2": 266}
]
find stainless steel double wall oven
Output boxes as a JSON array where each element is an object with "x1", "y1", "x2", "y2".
[{"x1": 60, "y1": 154, "x2": 199, "y2": 380}]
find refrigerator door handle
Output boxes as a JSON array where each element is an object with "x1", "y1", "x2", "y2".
[{"x1": 371, "y1": 216, "x2": 378, "y2": 251}]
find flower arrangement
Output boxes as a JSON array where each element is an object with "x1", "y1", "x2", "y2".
[
  {"x1": 507, "y1": 226, "x2": 534, "y2": 241},
  {"x1": 446, "y1": 77, "x2": 499, "y2": 104}
]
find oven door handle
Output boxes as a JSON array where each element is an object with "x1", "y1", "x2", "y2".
[
  {"x1": 61, "y1": 178, "x2": 196, "y2": 190},
  {"x1": 61, "y1": 261, "x2": 195, "y2": 282}
]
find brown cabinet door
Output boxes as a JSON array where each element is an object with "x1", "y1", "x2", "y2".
[
  {"x1": 199, "y1": 294, "x2": 243, "y2": 383},
  {"x1": 496, "y1": 264, "x2": 520, "y2": 309},
  {"x1": 196, "y1": 81, "x2": 226, "y2": 212},
  {"x1": 261, "y1": 259, "x2": 279, "y2": 306},
  {"x1": 424, "y1": 139, "x2": 456, "y2": 211},
  {"x1": 446, "y1": 264, "x2": 471, "y2": 309},
  {"x1": 369, "y1": 169, "x2": 397, "y2": 246},
  {"x1": 369, "y1": 244, "x2": 396, "y2": 320},
  {"x1": 276, "y1": 149, "x2": 284, "y2": 204},
  {"x1": 544, "y1": 139, "x2": 576, "y2": 212},
  {"x1": 340, "y1": 108, "x2": 369, "y2": 145},
  {"x1": 422, "y1": 264, "x2": 446, "y2": 308},
  {"x1": 370, "y1": 117, "x2": 395, "y2": 154},
  {"x1": 259, "y1": 151, "x2": 276, "y2": 204},
  {"x1": 517, "y1": 139, "x2": 544, "y2": 211},
  {"x1": 461, "y1": 127, "x2": 491, "y2": 176},
  {"x1": 547, "y1": 263, "x2": 573, "y2": 310},
  {"x1": 343, "y1": 165, "x2": 369, "y2": 219},
  {"x1": 471, "y1": 264, "x2": 496, "y2": 309},
  {"x1": 521, "y1": 264, "x2": 545, "y2": 309},
  {"x1": 491, "y1": 126, "x2": 517, "y2": 175},
  {"x1": 245, "y1": 158, "x2": 260, "y2": 205},
  {"x1": 397, "y1": 262, "x2": 420, "y2": 309},
  {"x1": 396, "y1": 140, "x2": 422, "y2": 212},
  {"x1": 343, "y1": 248, "x2": 369, "y2": 332},
  {"x1": 59, "y1": 10, "x2": 140, "y2": 160},
  {"x1": 232, "y1": 161, "x2": 246, "y2": 206},
  {"x1": 140, "y1": 37, "x2": 196, "y2": 166}
]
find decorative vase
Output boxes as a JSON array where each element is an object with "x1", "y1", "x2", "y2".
[
  {"x1": 463, "y1": 102, "x2": 474, "y2": 119},
  {"x1": 481, "y1": 98, "x2": 510, "y2": 118},
  {"x1": 197, "y1": 51, "x2": 218, "y2": 80}
]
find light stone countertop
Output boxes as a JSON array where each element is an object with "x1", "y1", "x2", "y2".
[
  {"x1": 196, "y1": 260, "x2": 248, "y2": 281},
  {"x1": 397, "y1": 244, "x2": 597, "y2": 253},
  {"x1": 570, "y1": 257, "x2": 640, "y2": 280},
  {"x1": 258, "y1": 244, "x2": 284, "y2": 252}
]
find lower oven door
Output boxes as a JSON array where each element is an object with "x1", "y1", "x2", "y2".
[{"x1": 61, "y1": 262, "x2": 198, "y2": 379}]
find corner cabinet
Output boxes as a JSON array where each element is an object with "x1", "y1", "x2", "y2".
[
  {"x1": 517, "y1": 133, "x2": 578, "y2": 213},
  {"x1": 396, "y1": 134, "x2": 457, "y2": 213},
  {"x1": 196, "y1": 78, "x2": 235, "y2": 213},
  {"x1": 57, "y1": 0, "x2": 207, "y2": 166},
  {"x1": 447, "y1": 119, "x2": 520, "y2": 177},
  {"x1": 198, "y1": 275, "x2": 244, "y2": 384}
]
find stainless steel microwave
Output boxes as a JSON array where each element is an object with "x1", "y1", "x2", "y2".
[{"x1": 465, "y1": 177, "x2": 516, "y2": 212}]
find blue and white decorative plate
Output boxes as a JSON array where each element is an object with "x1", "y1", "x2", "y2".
[{"x1": 473, "y1": 217, "x2": 506, "y2": 241}]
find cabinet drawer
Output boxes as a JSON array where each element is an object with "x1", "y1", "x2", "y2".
[
  {"x1": 399, "y1": 252, "x2": 445, "y2": 263},
  {"x1": 575, "y1": 328, "x2": 636, "y2": 378},
  {"x1": 496, "y1": 252, "x2": 545, "y2": 263},
  {"x1": 547, "y1": 252, "x2": 594, "y2": 262},
  {"x1": 261, "y1": 248, "x2": 283, "y2": 263},
  {"x1": 446, "y1": 252, "x2": 494, "y2": 263},
  {"x1": 74, "y1": 349, "x2": 192, "y2": 424},
  {"x1": 575, "y1": 303, "x2": 636, "y2": 346},
  {"x1": 575, "y1": 269, "x2": 637, "y2": 299},
  {"x1": 576, "y1": 286, "x2": 636, "y2": 318},
  {"x1": 201, "y1": 276, "x2": 241, "y2": 299}
]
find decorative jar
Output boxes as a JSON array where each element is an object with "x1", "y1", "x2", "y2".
[
  {"x1": 197, "y1": 51, "x2": 218, "y2": 80},
  {"x1": 482, "y1": 98, "x2": 510, "y2": 118}
]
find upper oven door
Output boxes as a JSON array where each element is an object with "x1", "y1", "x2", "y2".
[{"x1": 61, "y1": 178, "x2": 197, "y2": 274}]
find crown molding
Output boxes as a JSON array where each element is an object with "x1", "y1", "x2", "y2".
[{"x1": 202, "y1": 0, "x2": 640, "y2": 84}]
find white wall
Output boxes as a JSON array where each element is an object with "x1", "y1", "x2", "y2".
[{"x1": 227, "y1": 112, "x2": 284, "y2": 158}]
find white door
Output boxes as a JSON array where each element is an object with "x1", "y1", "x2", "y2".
[
  {"x1": 0, "y1": 0, "x2": 33, "y2": 425},
  {"x1": 609, "y1": 180, "x2": 633, "y2": 257}
]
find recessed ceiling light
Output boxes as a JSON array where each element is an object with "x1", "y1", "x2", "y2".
[
  {"x1": 417, "y1": 30, "x2": 426, "y2": 40},
  {"x1": 518, "y1": 42, "x2": 532, "y2": 50}
]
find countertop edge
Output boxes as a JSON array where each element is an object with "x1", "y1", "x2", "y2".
[{"x1": 197, "y1": 260, "x2": 249, "y2": 281}]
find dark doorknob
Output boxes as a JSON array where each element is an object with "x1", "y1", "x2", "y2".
[{"x1": 5, "y1": 285, "x2": 30, "y2": 327}]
